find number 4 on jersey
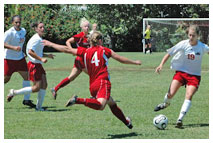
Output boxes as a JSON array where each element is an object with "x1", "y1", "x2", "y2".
[{"x1": 91, "y1": 52, "x2": 100, "y2": 66}]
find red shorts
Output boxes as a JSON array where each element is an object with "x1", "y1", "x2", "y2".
[
  {"x1": 28, "y1": 61, "x2": 46, "y2": 82},
  {"x1": 73, "y1": 56, "x2": 85, "y2": 70},
  {"x1": 89, "y1": 79, "x2": 111, "y2": 100},
  {"x1": 173, "y1": 71, "x2": 201, "y2": 88},
  {"x1": 4, "y1": 58, "x2": 28, "y2": 76}
]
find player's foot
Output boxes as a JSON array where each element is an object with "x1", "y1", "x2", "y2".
[
  {"x1": 23, "y1": 100, "x2": 36, "y2": 108},
  {"x1": 154, "y1": 103, "x2": 170, "y2": 112},
  {"x1": 35, "y1": 107, "x2": 45, "y2": 111},
  {"x1": 65, "y1": 95, "x2": 77, "y2": 107},
  {"x1": 7, "y1": 89, "x2": 15, "y2": 102},
  {"x1": 126, "y1": 117, "x2": 133, "y2": 129},
  {"x1": 50, "y1": 88, "x2": 57, "y2": 100},
  {"x1": 175, "y1": 120, "x2": 184, "y2": 129}
]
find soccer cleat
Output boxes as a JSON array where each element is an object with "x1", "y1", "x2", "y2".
[
  {"x1": 175, "y1": 120, "x2": 183, "y2": 129},
  {"x1": 65, "y1": 95, "x2": 78, "y2": 107},
  {"x1": 35, "y1": 107, "x2": 45, "y2": 111},
  {"x1": 7, "y1": 89, "x2": 15, "y2": 102},
  {"x1": 23, "y1": 100, "x2": 36, "y2": 108},
  {"x1": 126, "y1": 117, "x2": 133, "y2": 129},
  {"x1": 50, "y1": 88, "x2": 57, "y2": 100},
  {"x1": 154, "y1": 103, "x2": 170, "y2": 112}
]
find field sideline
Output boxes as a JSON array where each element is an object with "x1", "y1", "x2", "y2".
[{"x1": 4, "y1": 52, "x2": 209, "y2": 139}]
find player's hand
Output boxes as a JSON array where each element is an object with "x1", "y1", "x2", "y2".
[
  {"x1": 14, "y1": 46, "x2": 21, "y2": 51},
  {"x1": 48, "y1": 54, "x2": 55, "y2": 59},
  {"x1": 41, "y1": 58, "x2": 47, "y2": 63},
  {"x1": 155, "y1": 65, "x2": 162, "y2": 74},
  {"x1": 42, "y1": 40, "x2": 52, "y2": 47},
  {"x1": 135, "y1": 60, "x2": 142, "y2": 65}
]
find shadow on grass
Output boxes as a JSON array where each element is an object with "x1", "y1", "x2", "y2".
[
  {"x1": 106, "y1": 132, "x2": 141, "y2": 139},
  {"x1": 171, "y1": 123, "x2": 209, "y2": 129}
]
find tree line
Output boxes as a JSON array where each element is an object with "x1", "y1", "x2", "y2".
[{"x1": 4, "y1": 4, "x2": 209, "y2": 52}]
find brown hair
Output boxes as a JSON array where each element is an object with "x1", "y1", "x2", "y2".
[
  {"x1": 31, "y1": 21, "x2": 43, "y2": 29},
  {"x1": 187, "y1": 25, "x2": 200, "y2": 35},
  {"x1": 89, "y1": 31, "x2": 103, "y2": 46}
]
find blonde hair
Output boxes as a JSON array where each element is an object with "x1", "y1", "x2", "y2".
[
  {"x1": 80, "y1": 17, "x2": 90, "y2": 28},
  {"x1": 88, "y1": 31, "x2": 103, "y2": 46},
  {"x1": 187, "y1": 25, "x2": 200, "y2": 35}
]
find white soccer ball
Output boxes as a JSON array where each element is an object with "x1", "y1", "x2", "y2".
[{"x1": 153, "y1": 114, "x2": 168, "y2": 130}]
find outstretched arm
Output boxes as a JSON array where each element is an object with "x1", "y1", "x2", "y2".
[
  {"x1": 42, "y1": 40, "x2": 77, "y2": 55},
  {"x1": 155, "y1": 53, "x2": 170, "y2": 74},
  {"x1": 111, "y1": 50, "x2": 141, "y2": 65}
]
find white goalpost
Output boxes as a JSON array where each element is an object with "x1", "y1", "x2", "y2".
[{"x1": 142, "y1": 18, "x2": 209, "y2": 53}]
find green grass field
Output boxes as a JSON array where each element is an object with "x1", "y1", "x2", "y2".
[{"x1": 4, "y1": 52, "x2": 209, "y2": 139}]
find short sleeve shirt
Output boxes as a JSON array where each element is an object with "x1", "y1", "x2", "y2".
[
  {"x1": 4, "y1": 27, "x2": 26, "y2": 60},
  {"x1": 77, "y1": 46, "x2": 112, "y2": 84},
  {"x1": 26, "y1": 33, "x2": 44, "y2": 64},
  {"x1": 167, "y1": 39, "x2": 209, "y2": 76}
]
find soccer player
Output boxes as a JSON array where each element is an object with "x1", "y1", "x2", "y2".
[
  {"x1": 143, "y1": 25, "x2": 152, "y2": 54},
  {"x1": 89, "y1": 23, "x2": 98, "y2": 35},
  {"x1": 154, "y1": 25, "x2": 209, "y2": 128},
  {"x1": 50, "y1": 18, "x2": 90, "y2": 100},
  {"x1": 7, "y1": 21, "x2": 55, "y2": 111},
  {"x1": 4, "y1": 15, "x2": 35, "y2": 108},
  {"x1": 42, "y1": 31, "x2": 141, "y2": 129}
]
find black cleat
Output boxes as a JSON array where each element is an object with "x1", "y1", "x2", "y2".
[
  {"x1": 154, "y1": 103, "x2": 170, "y2": 112},
  {"x1": 175, "y1": 120, "x2": 184, "y2": 129},
  {"x1": 23, "y1": 100, "x2": 36, "y2": 108},
  {"x1": 126, "y1": 117, "x2": 133, "y2": 129},
  {"x1": 7, "y1": 89, "x2": 15, "y2": 102},
  {"x1": 65, "y1": 95, "x2": 77, "y2": 107}
]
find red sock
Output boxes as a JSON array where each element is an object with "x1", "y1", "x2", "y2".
[
  {"x1": 76, "y1": 98, "x2": 86, "y2": 104},
  {"x1": 110, "y1": 104, "x2": 128, "y2": 125},
  {"x1": 54, "y1": 77, "x2": 71, "y2": 92}
]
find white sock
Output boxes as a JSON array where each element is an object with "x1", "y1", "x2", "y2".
[
  {"x1": 163, "y1": 93, "x2": 171, "y2": 104},
  {"x1": 178, "y1": 99, "x2": 191, "y2": 121},
  {"x1": 36, "y1": 89, "x2": 46, "y2": 110},
  {"x1": 14, "y1": 87, "x2": 32, "y2": 96},
  {"x1": 23, "y1": 80, "x2": 31, "y2": 100}
]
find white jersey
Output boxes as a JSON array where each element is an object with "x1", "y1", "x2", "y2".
[
  {"x1": 4, "y1": 27, "x2": 26, "y2": 60},
  {"x1": 26, "y1": 33, "x2": 44, "y2": 64},
  {"x1": 167, "y1": 39, "x2": 209, "y2": 76}
]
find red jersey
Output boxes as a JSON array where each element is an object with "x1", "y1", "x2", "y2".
[
  {"x1": 73, "y1": 32, "x2": 90, "y2": 48},
  {"x1": 77, "y1": 46, "x2": 112, "y2": 85}
]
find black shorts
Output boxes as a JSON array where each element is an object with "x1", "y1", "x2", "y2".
[{"x1": 145, "y1": 39, "x2": 151, "y2": 45}]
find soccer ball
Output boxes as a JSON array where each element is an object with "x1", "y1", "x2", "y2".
[{"x1": 153, "y1": 114, "x2": 168, "y2": 130}]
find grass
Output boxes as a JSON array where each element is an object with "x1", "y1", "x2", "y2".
[{"x1": 4, "y1": 52, "x2": 209, "y2": 139}]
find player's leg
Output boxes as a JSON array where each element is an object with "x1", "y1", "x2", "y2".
[
  {"x1": 36, "y1": 74, "x2": 47, "y2": 111},
  {"x1": 107, "y1": 96, "x2": 133, "y2": 129},
  {"x1": 4, "y1": 76, "x2": 11, "y2": 84},
  {"x1": 154, "y1": 79, "x2": 182, "y2": 111},
  {"x1": 66, "y1": 80, "x2": 109, "y2": 110},
  {"x1": 18, "y1": 70, "x2": 35, "y2": 107},
  {"x1": 4, "y1": 59, "x2": 13, "y2": 84},
  {"x1": 176, "y1": 85, "x2": 197, "y2": 128},
  {"x1": 148, "y1": 42, "x2": 152, "y2": 54},
  {"x1": 51, "y1": 67, "x2": 82, "y2": 99}
]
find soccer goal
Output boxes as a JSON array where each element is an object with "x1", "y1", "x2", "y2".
[{"x1": 142, "y1": 18, "x2": 209, "y2": 53}]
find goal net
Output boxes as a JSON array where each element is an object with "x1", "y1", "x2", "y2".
[{"x1": 142, "y1": 18, "x2": 209, "y2": 52}]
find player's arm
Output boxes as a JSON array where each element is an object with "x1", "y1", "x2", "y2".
[
  {"x1": 42, "y1": 40, "x2": 77, "y2": 55},
  {"x1": 155, "y1": 53, "x2": 170, "y2": 74},
  {"x1": 28, "y1": 49, "x2": 47, "y2": 63},
  {"x1": 66, "y1": 37, "x2": 75, "y2": 49},
  {"x1": 43, "y1": 53, "x2": 55, "y2": 59},
  {"x1": 4, "y1": 43, "x2": 21, "y2": 51},
  {"x1": 111, "y1": 50, "x2": 141, "y2": 65}
]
